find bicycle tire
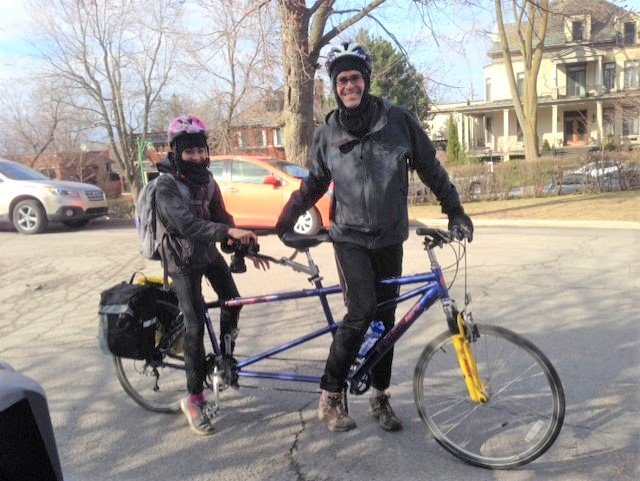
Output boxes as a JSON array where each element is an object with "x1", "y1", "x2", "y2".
[
  {"x1": 114, "y1": 300, "x2": 186, "y2": 413},
  {"x1": 413, "y1": 324, "x2": 565, "y2": 469}
]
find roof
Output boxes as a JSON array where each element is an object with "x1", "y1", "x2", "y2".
[{"x1": 487, "y1": 0, "x2": 631, "y2": 56}]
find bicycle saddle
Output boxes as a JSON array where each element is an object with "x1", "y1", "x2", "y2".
[{"x1": 281, "y1": 232, "x2": 331, "y2": 250}]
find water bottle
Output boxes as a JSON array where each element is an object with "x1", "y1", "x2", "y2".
[{"x1": 357, "y1": 320, "x2": 385, "y2": 358}]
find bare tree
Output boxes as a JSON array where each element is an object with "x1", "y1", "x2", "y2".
[
  {"x1": 27, "y1": 0, "x2": 185, "y2": 196},
  {"x1": 192, "y1": 0, "x2": 280, "y2": 154},
  {"x1": 494, "y1": 0, "x2": 550, "y2": 161},
  {"x1": 0, "y1": 80, "x2": 65, "y2": 165}
]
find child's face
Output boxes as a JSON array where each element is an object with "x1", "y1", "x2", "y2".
[{"x1": 181, "y1": 147, "x2": 208, "y2": 163}]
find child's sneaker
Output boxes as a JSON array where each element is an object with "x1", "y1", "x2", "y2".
[
  {"x1": 180, "y1": 396, "x2": 215, "y2": 436},
  {"x1": 317, "y1": 390, "x2": 356, "y2": 432}
]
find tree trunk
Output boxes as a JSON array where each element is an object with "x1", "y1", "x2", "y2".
[{"x1": 278, "y1": 2, "x2": 316, "y2": 167}]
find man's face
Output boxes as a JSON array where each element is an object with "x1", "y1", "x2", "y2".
[{"x1": 335, "y1": 69, "x2": 364, "y2": 109}]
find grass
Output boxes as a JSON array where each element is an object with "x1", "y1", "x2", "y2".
[{"x1": 408, "y1": 191, "x2": 640, "y2": 223}]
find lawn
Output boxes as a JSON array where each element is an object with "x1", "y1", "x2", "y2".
[{"x1": 408, "y1": 191, "x2": 640, "y2": 223}]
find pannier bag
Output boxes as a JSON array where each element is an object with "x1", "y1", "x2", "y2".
[{"x1": 98, "y1": 282, "x2": 158, "y2": 360}]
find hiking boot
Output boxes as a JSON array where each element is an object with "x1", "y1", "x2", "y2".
[
  {"x1": 369, "y1": 393, "x2": 402, "y2": 431},
  {"x1": 180, "y1": 397, "x2": 216, "y2": 436},
  {"x1": 317, "y1": 390, "x2": 356, "y2": 432}
]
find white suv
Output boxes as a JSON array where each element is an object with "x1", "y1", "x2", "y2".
[{"x1": 0, "y1": 158, "x2": 109, "y2": 234}]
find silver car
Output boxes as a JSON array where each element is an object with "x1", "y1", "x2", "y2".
[{"x1": 0, "y1": 158, "x2": 109, "y2": 234}]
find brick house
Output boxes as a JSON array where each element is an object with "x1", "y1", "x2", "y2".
[
  {"x1": 28, "y1": 151, "x2": 123, "y2": 198},
  {"x1": 227, "y1": 80, "x2": 326, "y2": 159}
]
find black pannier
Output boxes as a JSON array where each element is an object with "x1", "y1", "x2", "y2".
[{"x1": 98, "y1": 283, "x2": 158, "y2": 360}]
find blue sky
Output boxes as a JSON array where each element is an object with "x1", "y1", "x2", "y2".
[{"x1": 0, "y1": 1, "x2": 490, "y2": 103}]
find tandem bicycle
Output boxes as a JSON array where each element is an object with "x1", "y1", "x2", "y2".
[{"x1": 111, "y1": 228, "x2": 565, "y2": 469}]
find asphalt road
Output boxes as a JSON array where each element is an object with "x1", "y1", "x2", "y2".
[{"x1": 0, "y1": 220, "x2": 638, "y2": 481}]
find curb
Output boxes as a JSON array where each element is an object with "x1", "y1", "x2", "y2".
[
  {"x1": 410, "y1": 217, "x2": 640, "y2": 230},
  {"x1": 97, "y1": 216, "x2": 640, "y2": 231}
]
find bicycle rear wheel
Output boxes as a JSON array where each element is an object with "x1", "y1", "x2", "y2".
[
  {"x1": 413, "y1": 324, "x2": 565, "y2": 469},
  {"x1": 114, "y1": 300, "x2": 186, "y2": 413}
]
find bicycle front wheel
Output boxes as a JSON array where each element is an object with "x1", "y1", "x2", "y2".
[
  {"x1": 413, "y1": 324, "x2": 565, "y2": 469},
  {"x1": 114, "y1": 300, "x2": 186, "y2": 413}
]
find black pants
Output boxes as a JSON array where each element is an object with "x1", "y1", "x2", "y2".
[
  {"x1": 320, "y1": 242, "x2": 403, "y2": 393},
  {"x1": 170, "y1": 253, "x2": 240, "y2": 395}
]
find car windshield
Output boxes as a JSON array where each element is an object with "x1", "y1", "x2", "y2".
[
  {"x1": 0, "y1": 161, "x2": 50, "y2": 181},
  {"x1": 262, "y1": 159, "x2": 309, "y2": 179}
]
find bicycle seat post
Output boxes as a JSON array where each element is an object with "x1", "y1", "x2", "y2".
[{"x1": 304, "y1": 249, "x2": 321, "y2": 282}]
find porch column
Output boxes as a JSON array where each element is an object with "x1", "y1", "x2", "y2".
[
  {"x1": 552, "y1": 104, "x2": 558, "y2": 147},
  {"x1": 596, "y1": 101, "x2": 603, "y2": 145},
  {"x1": 596, "y1": 57, "x2": 603, "y2": 95},
  {"x1": 503, "y1": 109, "x2": 510, "y2": 161},
  {"x1": 457, "y1": 114, "x2": 465, "y2": 151}
]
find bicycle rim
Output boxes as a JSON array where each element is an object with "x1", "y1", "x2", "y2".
[
  {"x1": 413, "y1": 324, "x2": 565, "y2": 469},
  {"x1": 113, "y1": 300, "x2": 186, "y2": 413}
]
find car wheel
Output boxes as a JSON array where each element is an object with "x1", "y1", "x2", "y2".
[
  {"x1": 293, "y1": 208, "x2": 321, "y2": 235},
  {"x1": 62, "y1": 219, "x2": 90, "y2": 228},
  {"x1": 12, "y1": 199, "x2": 48, "y2": 235}
]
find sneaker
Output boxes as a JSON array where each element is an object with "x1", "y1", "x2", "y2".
[
  {"x1": 317, "y1": 390, "x2": 356, "y2": 432},
  {"x1": 369, "y1": 393, "x2": 402, "y2": 431},
  {"x1": 180, "y1": 397, "x2": 216, "y2": 436}
]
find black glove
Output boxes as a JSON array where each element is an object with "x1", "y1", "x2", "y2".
[{"x1": 448, "y1": 211, "x2": 474, "y2": 242}]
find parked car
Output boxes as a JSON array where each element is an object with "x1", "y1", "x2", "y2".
[
  {"x1": 208, "y1": 155, "x2": 332, "y2": 235},
  {"x1": 572, "y1": 160, "x2": 623, "y2": 178},
  {"x1": 543, "y1": 172, "x2": 596, "y2": 196},
  {"x1": 0, "y1": 158, "x2": 109, "y2": 234}
]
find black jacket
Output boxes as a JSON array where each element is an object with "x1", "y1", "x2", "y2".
[
  {"x1": 279, "y1": 97, "x2": 463, "y2": 249},
  {"x1": 154, "y1": 154, "x2": 234, "y2": 274}
]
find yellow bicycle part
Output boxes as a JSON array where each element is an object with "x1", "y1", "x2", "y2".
[
  {"x1": 134, "y1": 274, "x2": 170, "y2": 286},
  {"x1": 452, "y1": 313, "x2": 488, "y2": 403}
]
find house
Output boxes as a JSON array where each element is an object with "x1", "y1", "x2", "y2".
[
  {"x1": 29, "y1": 151, "x2": 123, "y2": 198},
  {"x1": 227, "y1": 80, "x2": 326, "y2": 160},
  {"x1": 429, "y1": 0, "x2": 640, "y2": 161}
]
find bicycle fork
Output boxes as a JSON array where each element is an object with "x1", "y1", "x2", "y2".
[{"x1": 443, "y1": 299, "x2": 488, "y2": 404}]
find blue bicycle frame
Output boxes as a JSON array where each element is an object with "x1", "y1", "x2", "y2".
[{"x1": 202, "y1": 263, "x2": 451, "y2": 386}]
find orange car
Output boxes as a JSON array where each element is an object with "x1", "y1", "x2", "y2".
[{"x1": 208, "y1": 155, "x2": 332, "y2": 235}]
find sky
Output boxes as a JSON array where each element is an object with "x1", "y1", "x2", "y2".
[{"x1": 0, "y1": 1, "x2": 490, "y2": 104}]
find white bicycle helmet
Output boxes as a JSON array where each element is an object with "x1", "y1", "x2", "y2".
[
  {"x1": 167, "y1": 114, "x2": 208, "y2": 145},
  {"x1": 325, "y1": 41, "x2": 373, "y2": 79}
]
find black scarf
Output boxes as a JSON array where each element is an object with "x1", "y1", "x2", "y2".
[{"x1": 338, "y1": 94, "x2": 380, "y2": 138}]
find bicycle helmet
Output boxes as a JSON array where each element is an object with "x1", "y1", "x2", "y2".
[
  {"x1": 167, "y1": 114, "x2": 208, "y2": 145},
  {"x1": 325, "y1": 42, "x2": 373, "y2": 79}
]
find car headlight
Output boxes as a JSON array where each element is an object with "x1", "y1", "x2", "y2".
[{"x1": 46, "y1": 187, "x2": 81, "y2": 197}]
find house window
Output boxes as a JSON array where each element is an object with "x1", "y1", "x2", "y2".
[
  {"x1": 568, "y1": 65, "x2": 586, "y2": 97},
  {"x1": 624, "y1": 61, "x2": 640, "y2": 88},
  {"x1": 237, "y1": 131, "x2": 250, "y2": 148},
  {"x1": 274, "y1": 128, "x2": 283, "y2": 147},
  {"x1": 516, "y1": 72, "x2": 525, "y2": 97},
  {"x1": 622, "y1": 106, "x2": 639, "y2": 136},
  {"x1": 603, "y1": 62, "x2": 615, "y2": 91},
  {"x1": 572, "y1": 21, "x2": 583, "y2": 41},
  {"x1": 603, "y1": 108, "x2": 615, "y2": 137},
  {"x1": 257, "y1": 129, "x2": 267, "y2": 147},
  {"x1": 624, "y1": 22, "x2": 637, "y2": 45},
  {"x1": 485, "y1": 78, "x2": 491, "y2": 102}
]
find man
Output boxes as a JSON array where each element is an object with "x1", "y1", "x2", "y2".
[
  {"x1": 276, "y1": 42, "x2": 473, "y2": 432},
  {"x1": 155, "y1": 114, "x2": 268, "y2": 436}
]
